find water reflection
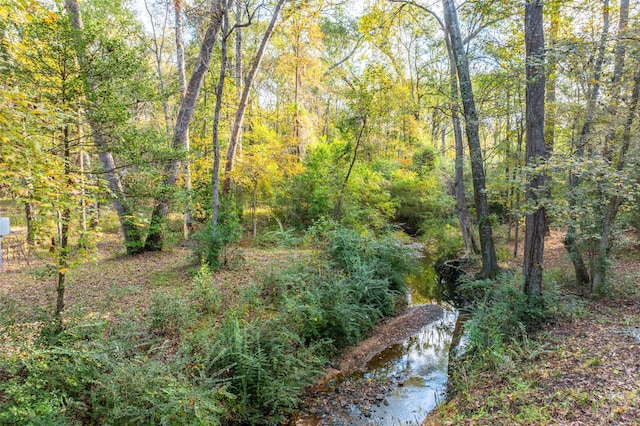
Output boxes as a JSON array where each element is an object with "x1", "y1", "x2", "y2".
[{"x1": 357, "y1": 306, "x2": 459, "y2": 425}]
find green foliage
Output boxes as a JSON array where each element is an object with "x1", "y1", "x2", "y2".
[
  {"x1": 190, "y1": 265, "x2": 222, "y2": 317},
  {"x1": 0, "y1": 315, "x2": 228, "y2": 426},
  {"x1": 148, "y1": 291, "x2": 194, "y2": 337},
  {"x1": 460, "y1": 277, "x2": 550, "y2": 369},
  {"x1": 191, "y1": 209, "x2": 242, "y2": 269},
  {"x1": 323, "y1": 225, "x2": 417, "y2": 293},
  {"x1": 206, "y1": 316, "x2": 324, "y2": 424},
  {"x1": 277, "y1": 142, "x2": 340, "y2": 228}
]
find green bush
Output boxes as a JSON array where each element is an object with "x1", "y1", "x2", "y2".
[
  {"x1": 148, "y1": 291, "x2": 194, "y2": 337},
  {"x1": 191, "y1": 210, "x2": 242, "y2": 269},
  {"x1": 206, "y1": 316, "x2": 324, "y2": 425},
  {"x1": 91, "y1": 357, "x2": 227, "y2": 426},
  {"x1": 325, "y1": 226, "x2": 417, "y2": 293},
  {"x1": 0, "y1": 314, "x2": 229, "y2": 426},
  {"x1": 460, "y1": 278, "x2": 549, "y2": 369},
  {"x1": 190, "y1": 264, "x2": 222, "y2": 317}
]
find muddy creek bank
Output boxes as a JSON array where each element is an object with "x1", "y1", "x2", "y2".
[{"x1": 291, "y1": 302, "x2": 460, "y2": 425}]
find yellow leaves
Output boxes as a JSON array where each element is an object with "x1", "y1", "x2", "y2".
[
  {"x1": 58, "y1": 267, "x2": 68, "y2": 275},
  {"x1": 43, "y1": 11, "x2": 58, "y2": 25}
]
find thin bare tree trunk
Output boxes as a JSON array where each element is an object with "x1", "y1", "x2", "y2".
[
  {"x1": 212, "y1": 2, "x2": 230, "y2": 232},
  {"x1": 252, "y1": 182, "x2": 258, "y2": 239},
  {"x1": 235, "y1": 0, "x2": 243, "y2": 154},
  {"x1": 603, "y1": 0, "x2": 630, "y2": 160},
  {"x1": 442, "y1": 0, "x2": 498, "y2": 279},
  {"x1": 222, "y1": 0, "x2": 287, "y2": 195},
  {"x1": 522, "y1": 0, "x2": 546, "y2": 298},
  {"x1": 334, "y1": 116, "x2": 367, "y2": 221},
  {"x1": 144, "y1": 0, "x2": 171, "y2": 133},
  {"x1": 146, "y1": 0, "x2": 226, "y2": 251}
]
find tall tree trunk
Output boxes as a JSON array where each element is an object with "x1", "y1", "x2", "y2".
[
  {"x1": 592, "y1": 55, "x2": 640, "y2": 291},
  {"x1": 544, "y1": 0, "x2": 560, "y2": 154},
  {"x1": 212, "y1": 2, "x2": 230, "y2": 232},
  {"x1": 56, "y1": 124, "x2": 72, "y2": 316},
  {"x1": 145, "y1": 0, "x2": 226, "y2": 251},
  {"x1": 563, "y1": 0, "x2": 610, "y2": 285},
  {"x1": 222, "y1": 0, "x2": 287, "y2": 195},
  {"x1": 442, "y1": 0, "x2": 498, "y2": 279},
  {"x1": 174, "y1": 0, "x2": 193, "y2": 239},
  {"x1": 522, "y1": 0, "x2": 546, "y2": 298},
  {"x1": 63, "y1": 0, "x2": 145, "y2": 255},
  {"x1": 234, "y1": 0, "x2": 244, "y2": 154},
  {"x1": 445, "y1": 33, "x2": 478, "y2": 256}
]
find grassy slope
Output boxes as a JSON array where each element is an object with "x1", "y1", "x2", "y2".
[{"x1": 424, "y1": 234, "x2": 640, "y2": 426}]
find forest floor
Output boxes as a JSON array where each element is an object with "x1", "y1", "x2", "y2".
[
  {"x1": 424, "y1": 231, "x2": 640, "y2": 426},
  {"x1": 1, "y1": 229, "x2": 639, "y2": 425}
]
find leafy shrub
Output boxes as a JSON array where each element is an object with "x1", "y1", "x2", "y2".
[
  {"x1": 269, "y1": 263, "x2": 382, "y2": 351},
  {"x1": 91, "y1": 357, "x2": 227, "y2": 426},
  {"x1": 191, "y1": 209, "x2": 242, "y2": 269},
  {"x1": 190, "y1": 264, "x2": 222, "y2": 317},
  {"x1": 148, "y1": 291, "x2": 194, "y2": 337},
  {"x1": 460, "y1": 278, "x2": 549, "y2": 369},
  {"x1": 0, "y1": 313, "x2": 229, "y2": 426},
  {"x1": 325, "y1": 226, "x2": 417, "y2": 293},
  {"x1": 207, "y1": 316, "x2": 324, "y2": 425}
]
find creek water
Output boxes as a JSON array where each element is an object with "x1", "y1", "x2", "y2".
[
  {"x1": 356, "y1": 305, "x2": 459, "y2": 425},
  {"x1": 303, "y1": 261, "x2": 465, "y2": 425}
]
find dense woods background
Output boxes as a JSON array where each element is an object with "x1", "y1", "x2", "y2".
[{"x1": 1, "y1": 0, "x2": 640, "y2": 424}]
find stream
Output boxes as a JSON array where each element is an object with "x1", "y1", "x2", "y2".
[
  {"x1": 355, "y1": 305, "x2": 459, "y2": 425},
  {"x1": 294, "y1": 261, "x2": 465, "y2": 425}
]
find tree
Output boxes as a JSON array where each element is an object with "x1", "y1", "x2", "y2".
[
  {"x1": 145, "y1": 0, "x2": 226, "y2": 251},
  {"x1": 563, "y1": 0, "x2": 610, "y2": 285},
  {"x1": 522, "y1": 0, "x2": 545, "y2": 298},
  {"x1": 63, "y1": 0, "x2": 147, "y2": 255},
  {"x1": 174, "y1": 0, "x2": 194, "y2": 238},
  {"x1": 222, "y1": 0, "x2": 287, "y2": 195},
  {"x1": 442, "y1": 0, "x2": 499, "y2": 279}
]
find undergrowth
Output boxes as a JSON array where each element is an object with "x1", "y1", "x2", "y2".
[{"x1": 0, "y1": 226, "x2": 417, "y2": 425}]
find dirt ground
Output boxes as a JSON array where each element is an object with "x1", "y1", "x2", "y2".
[{"x1": 423, "y1": 230, "x2": 640, "y2": 426}]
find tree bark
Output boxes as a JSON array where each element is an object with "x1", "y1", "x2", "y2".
[
  {"x1": 592, "y1": 54, "x2": 640, "y2": 291},
  {"x1": 212, "y1": 2, "x2": 230, "y2": 232},
  {"x1": 442, "y1": 0, "x2": 498, "y2": 279},
  {"x1": 445, "y1": 33, "x2": 478, "y2": 256},
  {"x1": 563, "y1": 0, "x2": 610, "y2": 285},
  {"x1": 522, "y1": 0, "x2": 546, "y2": 298},
  {"x1": 174, "y1": 0, "x2": 194, "y2": 239},
  {"x1": 145, "y1": 0, "x2": 226, "y2": 251},
  {"x1": 56, "y1": 125, "x2": 72, "y2": 315},
  {"x1": 544, "y1": 0, "x2": 560, "y2": 154},
  {"x1": 63, "y1": 0, "x2": 145, "y2": 255},
  {"x1": 222, "y1": 0, "x2": 287, "y2": 195},
  {"x1": 603, "y1": 0, "x2": 630, "y2": 160}
]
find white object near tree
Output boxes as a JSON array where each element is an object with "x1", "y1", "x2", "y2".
[{"x1": 0, "y1": 217, "x2": 10, "y2": 272}]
